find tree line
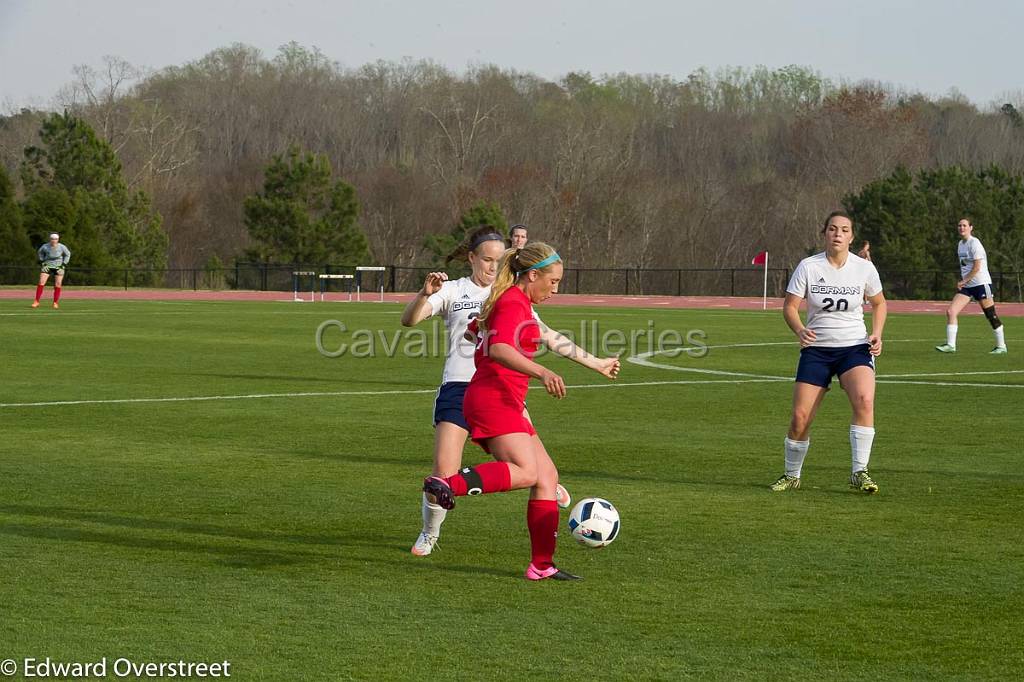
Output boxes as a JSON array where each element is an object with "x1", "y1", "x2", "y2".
[{"x1": 2, "y1": 42, "x2": 1024, "y2": 290}]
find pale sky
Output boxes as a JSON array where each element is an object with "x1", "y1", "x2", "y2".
[{"x1": 2, "y1": 0, "x2": 1022, "y2": 109}]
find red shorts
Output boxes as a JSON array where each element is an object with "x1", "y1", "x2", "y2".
[{"x1": 463, "y1": 381, "x2": 535, "y2": 452}]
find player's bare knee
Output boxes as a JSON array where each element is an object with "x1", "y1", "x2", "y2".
[
  {"x1": 790, "y1": 411, "x2": 812, "y2": 436},
  {"x1": 514, "y1": 462, "x2": 538, "y2": 488},
  {"x1": 852, "y1": 393, "x2": 874, "y2": 416},
  {"x1": 536, "y1": 466, "x2": 558, "y2": 492}
]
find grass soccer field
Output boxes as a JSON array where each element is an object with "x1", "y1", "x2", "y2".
[{"x1": 1, "y1": 298, "x2": 1022, "y2": 680}]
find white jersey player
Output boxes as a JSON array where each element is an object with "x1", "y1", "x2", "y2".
[
  {"x1": 400, "y1": 227, "x2": 615, "y2": 556},
  {"x1": 935, "y1": 218, "x2": 1006, "y2": 354},
  {"x1": 427, "y1": 275, "x2": 489, "y2": 385},
  {"x1": 787, "y1": 251, "x2": 881, "y2": 348},
  {"x1": 772, "y1": 211, "x2": 888, "y2": 495}
]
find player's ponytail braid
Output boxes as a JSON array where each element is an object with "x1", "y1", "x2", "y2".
[
  {"x1": 445, "y1": 224, "x2": 504, "y2": 265},
  {"x1": 478, "y1": 242, "x2": 559, "y2": 332}
]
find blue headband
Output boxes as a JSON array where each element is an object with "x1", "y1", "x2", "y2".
[
  {"x1": 516, "y1": 252, "x2": 561, "y2": 276},
  {"x1": 469, "y1": 232, "x2": 505, "y2": 252}
]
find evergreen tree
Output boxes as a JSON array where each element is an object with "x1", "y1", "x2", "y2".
[
  {"x1": 845, "y1": 165, "x2": 1024, "y2": 298},
  {"x1": 244, "y1": 146, "x2": 370, "y2": 265},
  {"x1": 21, "y1": 111, "x2": 168, "y2": 284},
  {"x1": 424, "y1": 200, "x2": 508, "y2": 267},
  {"x1": 0, "y1": 166, "x2": 35, "y2": 283}
]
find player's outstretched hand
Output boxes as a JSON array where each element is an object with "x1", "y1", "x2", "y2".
[
  {"x1": 868, "y1": 334, "x2": 883, "y2": 357},
  {"x1": 596, "y1": 356, "x2": 620, "y2": 380},
  {"x1": 421, "y1": 272, "x2": 448, "y2": 296},
  {"x1": 539, "y1": 368, "x2": 566, "y2": 399},
  {"x1": 797, "y1": 328, "x2": 817, "y2": 348}
]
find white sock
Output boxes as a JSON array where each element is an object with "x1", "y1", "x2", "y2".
[
  {"x1": 850, "y1": 424, "x2": 875, "y2": 473},
  {"x1": 946, "y1": 324, "x2": 958, "y2": 347},
  {"x1": 784, "y1": 438, "x2": 810, "y2": 478},
  {"x1": 421, "y1": 492, "x2": 446, "y2": 536},
  {"x1": 994, "y1": 325, "x2": 1006, "y2": 348}
]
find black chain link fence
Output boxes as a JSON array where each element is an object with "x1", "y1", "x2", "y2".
[{"x1": 2, "y1": 263, "x2": 1022, "y2": 301}]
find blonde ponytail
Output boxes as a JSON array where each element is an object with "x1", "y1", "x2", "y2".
[{"x1": 478, "y1": 242, "x2": 559, "y2": 331}]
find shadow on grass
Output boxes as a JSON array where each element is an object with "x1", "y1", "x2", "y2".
[
  {"x1": 0, "y1": 521, "x2": 308, "y2": 569},
  {"x1": 566, "y1": 468, "x2": 769, "y2": 492},
  {"x1": 0, "y1": 505, "x2": 514, "y2": 578},
  {"x1": 284, "y1": 450, "x2": 432, "y2": 468}
]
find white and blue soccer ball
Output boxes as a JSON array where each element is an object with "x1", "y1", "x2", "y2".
[{"x1": 568, "y1": 497, "x2": 620, "y2": 548}]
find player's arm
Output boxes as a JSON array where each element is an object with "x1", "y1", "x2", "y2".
[
  {"x1": 783, "y1": 293, "x2": 815, "y2": 347},
  {"x1": 538, "y1": 325, "x2": 620, "y2": 380},
  {"x1": 958, "y1": 261, "x2": 981, "y2": 289},
  {"x1": 61, "y1": 245, "x2": 71, "y2": 265},
  {"x1": 866, "y1": 292, "x2": 887, "y2": 356},
  {"x1": 37, "y1": 245, "x2": 46, "y2": 263},
  {"x1": 488, "y1": 342, "x2": 566, "y2": 399},
  {"x1": 400, "y1": 272, "x2": 447, "y2": 327}
]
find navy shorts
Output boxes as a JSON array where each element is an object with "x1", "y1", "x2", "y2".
[
  {"x1": 958, "y1": 283, "x2": 992, "y2": 302},
  {"x1": 433, "y1": 381, "x2": 469, "y2": 430},
  {"x1": 795, "y1": 344, "x2": 874, "y2": 389}
]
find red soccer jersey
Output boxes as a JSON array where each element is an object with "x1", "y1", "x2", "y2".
[
  {"x1": 469, "y1": 285, "x2": 540, "y2": 405},
  {"x1": 462, "y1": 286, "x2": 540, "y2": 447}
]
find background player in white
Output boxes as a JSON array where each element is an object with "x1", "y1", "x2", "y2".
[
  {"x1": 772, "y1": 210, "x2": 888, "y2": 494},
  {"x1": 401, "y1": 226, "x2": 618, "y2": 555},
  {"x1": 935, "y1": 217, "x2": 1007, "y2": 354},
  {"x1": 33, "y1": 232, "x2": 71, "y2": 308}
]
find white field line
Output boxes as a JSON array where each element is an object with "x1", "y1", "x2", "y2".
[
  {"x1": 878, "y1": 380, "x2": 1024, "y2": 388},
  {"x1": 0, "y1": 378, "x2": 784, "y2": 409},
  {"x1": 641, "y1": 338, "x2": 932, "y2": 357},
  {"x1": 877, "y1": 369, "x2": 1024, "y2": 378},
  {"x1": 4, "y1": 340, "x2": 1021, "y2": 409},
  {"x1": 628, "y1": 341, "x2": 1024, "y2": 386},
  {"x1": 4, "y1": 368, "x2": 1022, "y2": 410}
]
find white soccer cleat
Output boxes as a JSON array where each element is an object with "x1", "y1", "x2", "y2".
[
  {"x1": 411, "y1": 532, "x2": 438, "y2": 556},
  {"x1": 555, "y1": 483, "x2": 571, "y2": 509}
]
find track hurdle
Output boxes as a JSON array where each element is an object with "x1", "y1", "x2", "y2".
[
  {"x1": 319, "y1": 273, "x2": 354, "y2": 302},
  {"x1": 355, "y1": 266, "x2": 386, "y2": 302},
  {"x1": 292, "y1": 271, "x2": 316, "y2": 302}
]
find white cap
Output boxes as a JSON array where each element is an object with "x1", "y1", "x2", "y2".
[{"x1": 49, "y1": 233, "x2": 60, "y2": 240}]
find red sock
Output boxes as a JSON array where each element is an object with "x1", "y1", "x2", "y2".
[
  {"x1": 35, "y1": 284, "x2": 44, "y2": 302},
  {"x1": 54, "y1": 287, "x2": 62, "y2": 303},
  {"x1": 445, "y1": 462, "x2": 511, "y2": 496},
  {"x1": 527, "y1": 499, "x2": 559, "y2": 571}
]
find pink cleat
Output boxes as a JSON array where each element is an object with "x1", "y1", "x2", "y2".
[
  {"x1": 422, "y1": 476, "x2": 455, "y2": 510},
  {"x1": 524, "y1": 563, "x2": 581, "y2": 581},
  {"x1": 555, "y1": 483, "x2": 571, "y2": 509}
]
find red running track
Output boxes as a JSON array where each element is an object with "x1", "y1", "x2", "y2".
[{"x1": 2, "y1": 288, "x2": 1023, "y2": 315}]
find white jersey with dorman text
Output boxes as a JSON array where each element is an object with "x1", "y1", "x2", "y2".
[
  {"x1": 426, "y1": 277, "x2": 545, "y2": 384},
  {"x1": 958, "y1": 236, "x2": 992, "y2": 287},
  {"x1": 786, "y1": 252, "x2": 882, "y2": 348},
  {"x1": 428, "y1": 277, "x2": 489, "y2": 384}
]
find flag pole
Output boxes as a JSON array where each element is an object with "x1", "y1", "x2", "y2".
[{"x1": 762, "y1": 251, "x2": 768, "y2": 310}]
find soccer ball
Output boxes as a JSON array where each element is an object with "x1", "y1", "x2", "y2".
[{"x1": 567, "y1": 497, "x2": 620, "y2": 548}]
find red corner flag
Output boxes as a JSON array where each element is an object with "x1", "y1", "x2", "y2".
[{"x1": 752, "y1": 251, "x2": 769, "y2": 310}]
